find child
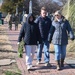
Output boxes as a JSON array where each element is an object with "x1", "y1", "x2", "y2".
[{"x1": 18, "y1": 13, "x2": 41, "y2": 70}]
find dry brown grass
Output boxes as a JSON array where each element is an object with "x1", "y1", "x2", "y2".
[
  {"x1": 0, "y1": 45, "x2": 13, "y2": 51},
  {"x1": 67, "y1": 40, "x2": 75, "y2": 52},
  {"x1": 66, "y1": 52, "x2": 75, "y2": 59},
  {"x1": 0, "y1": 25, "x2": 13, "y2": 51},
  {"x1": 0, "y1": 40, "x2": 10, "y2": 45},
  {"x1": 66, "y1": 40, "x2": 75, "y2": 58},
  {"x1": 0, "y1": 25, "x2": 15, "y2": 57},
  {"x1": 0, "y1": 25, "x2": 20, "y2": 75},
  {"x1": 0, "y1": 35, "x2": 13, "y2": 51},
  {"x1": 0, "y1": 26, "x2": 15, "y2": 59},
  {"x1": 0, "y1": 52, "x2": 16, "y2": 59},
  {"x1": 0, "y1": 25, "x2": 6, "y2": 31},
  {"x1": 0, "y1": 35, "x2": 8, "y2": 40}
]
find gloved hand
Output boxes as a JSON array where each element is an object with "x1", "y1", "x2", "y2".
[
  {"x1": 71, "y1": 38, "x2": 74, "y2": 41},
  {"x1": 48, "y1": 34, "x2": 52, "y2": 43},
  {"x1": 17, "y1": 42, "x2": 20, "y2": 45},
  {"x1": 48, "y1": 39, "x2": 52, "y2": 43}
]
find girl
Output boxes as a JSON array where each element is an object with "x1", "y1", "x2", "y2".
[{"x1": 18, "y1": 13, "x2": 41, "y2": 70}]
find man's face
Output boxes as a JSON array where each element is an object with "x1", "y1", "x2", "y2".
[{"x1": 41, "y1": 10, "x2": 47, "y2": 18}]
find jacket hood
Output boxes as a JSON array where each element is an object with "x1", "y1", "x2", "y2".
[{"x1": 27, "y1": 13, "x2": 35, "y2": 24}]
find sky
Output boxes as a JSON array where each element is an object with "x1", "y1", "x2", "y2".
[
  {"x1": 0, "y1": 0, "x2": 3, "y2": 3},
  {"x1": 53, "y1": 0, "x2": 59, "y2": 2},
  {"x1": 0, "y1": 0, "x2": 3, "y2": 5},
  {"x1": 53, "y1": 0, "x2": 63, "y2": 5}
]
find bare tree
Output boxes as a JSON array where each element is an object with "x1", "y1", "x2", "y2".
[
  {"x1": 38, "y1": 0, "x2": 61, "y2": 13},
  {"x1": 23, "y1": 0, "x2": 40, "y2": 15},
  {"x1": 58, "y1": 0, "x2": 67, "y2": 5}
]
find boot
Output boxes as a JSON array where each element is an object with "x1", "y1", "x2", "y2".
[
  {"x1": 61, "y1": 58, "x2": 64, "y2": 67},
  {"x1": 56, "y1": 60, "x2": 61, "y2": 70}
]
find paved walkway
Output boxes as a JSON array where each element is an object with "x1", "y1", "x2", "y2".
[{"x1": 6, "y1": 24, "x2": 75, "y2": 75}]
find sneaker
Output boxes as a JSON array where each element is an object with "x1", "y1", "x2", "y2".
[
  {"x1": 27, "y1": 65, "x2": 32, "y2": 70},
  {"x1": 36, "y1": 61, "x2": 41, "y2": 65},
  {"x1": 57, "y1": 65, "x2": 61, "y2": 70},
  {"x1": 44, "y1": 62, "x2": 52, "y2": 67}
]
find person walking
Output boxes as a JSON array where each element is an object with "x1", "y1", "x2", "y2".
[
  {"x1": 14, "y1": 14, "x2": 19, "y2": 30},
  {"x1": 9, "y1": 14, "x2": 12, "y2": 30},
  {"x1": 18, "y1": 13, "x2": 41, "y2": 70},
  {"x1": 35, "y1": 7, "x2": 52, "y2": 66},
  {"x1": 48, "y1": 10, "x2": 74, "y2": 70}
]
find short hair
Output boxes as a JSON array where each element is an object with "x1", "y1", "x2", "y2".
[{"x1": 41, "y1": 7, "x2": 47, "y2": 11}]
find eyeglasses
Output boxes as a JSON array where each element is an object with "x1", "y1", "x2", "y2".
[{"x1": 55, "y1": 15, "x2": 60, "y2": 16}]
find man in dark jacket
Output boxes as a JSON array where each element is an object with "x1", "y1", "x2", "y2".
[
  {"x1": 35, "y1": 7, "x2": 52, "y2": 66},
  {"x1": 18, "y1": 13, "x2": 41, "y2": 70},
  {"x1": 9, "y1": 14, "x2": 12, "y2": 30},
  {"x1": 14, "y1": 14, "x2": 19, "y2": 30}
]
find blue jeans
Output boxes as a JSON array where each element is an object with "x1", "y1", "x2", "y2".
[
  {"x1": 37, "y1": 40, "x2": 50, "y2": 63},
  {"x1": 54, "y1": 45, "x2": 66, "y2": 60}
]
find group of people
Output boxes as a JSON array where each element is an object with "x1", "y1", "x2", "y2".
[
  {"x1": 18, "y1": 7, "x2": 74, "y2": 71},
  {"x1": 8, "y1": 13, "x2": 19, "y2": 30}
]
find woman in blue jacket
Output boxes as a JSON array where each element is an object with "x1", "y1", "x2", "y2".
[{"x1": 48, "y1": 11, "x2": 74, "y2": 70}]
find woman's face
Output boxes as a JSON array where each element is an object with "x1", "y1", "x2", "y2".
[
  {"x1": 55, "y1": 14, "x2": 61, "y2": 20},
  {"x1": 29, "y1": 16, "x2": 33, "y2": 22}
]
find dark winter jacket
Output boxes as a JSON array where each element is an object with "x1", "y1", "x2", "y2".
[
  {"x1": 48, "y1": 17, "x2": 74, "y2": 45},
  {"x1": 35, "y1": 16, "x2": 52, "y2": 41},
  {"x1": 18, "y1": 13, "x2": 42, "y2": 45}
]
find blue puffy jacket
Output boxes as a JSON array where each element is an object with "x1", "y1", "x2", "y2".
[{"x1": 35, "y1": 16, "x2": 52, "y2": 41}]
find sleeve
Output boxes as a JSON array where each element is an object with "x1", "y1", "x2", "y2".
[
  {"x1": 36, "y1": 24, "x2": 42, "y2": 44},
  {"x1": 66, "y1": 20, "x2": 74, "y2": 40},
  {"x1": 18, "y1": 23, "x2": 25, "y2": 42},
  {"x1": 34, "y1": 17, "x2": 39, "y2": 24},
  {"x1": 48, "y1": 25, "x2": 55, "y2": 43},
  {"x1": 49, "y1": 18, "x2": 52, "y2": 30}
]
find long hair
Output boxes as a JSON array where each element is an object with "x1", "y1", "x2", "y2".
[{"x1": 54, "y1": 10, "x2": 62, "y2": 22}]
